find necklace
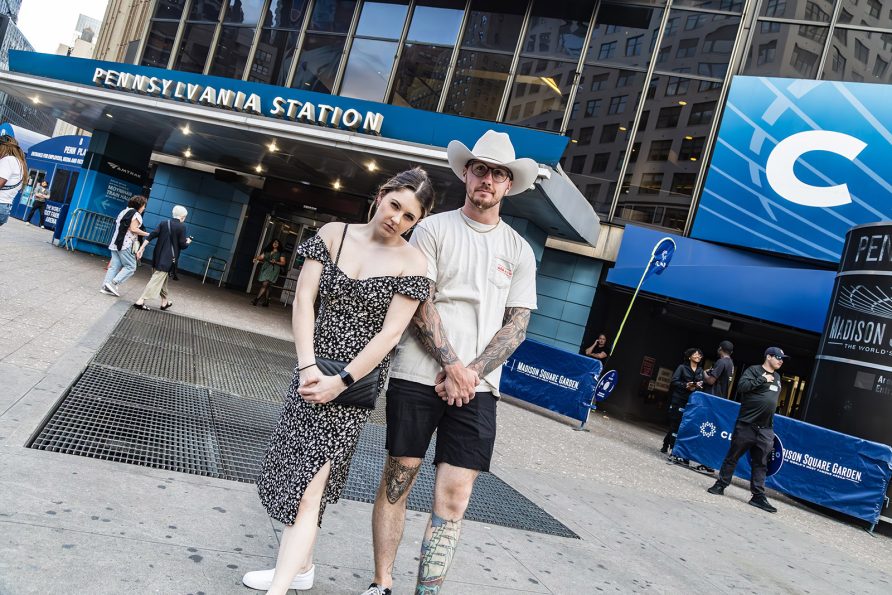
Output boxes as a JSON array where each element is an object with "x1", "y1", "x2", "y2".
[{"x1": 459, "y1": 209, "x2": 501, "y2": 234}]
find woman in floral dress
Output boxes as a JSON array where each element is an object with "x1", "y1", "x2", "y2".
[{"x1": 243, "y1": 168, "x2": 436, "y2": 594}]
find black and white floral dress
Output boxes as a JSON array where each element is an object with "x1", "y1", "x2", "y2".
[{"x1": 257, "y1": 231, "x2": 429, "y2": 526}]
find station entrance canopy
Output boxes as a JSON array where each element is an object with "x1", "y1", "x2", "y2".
[{"x1": 0, "y1": 51, "x2": 599, "y2": 246}]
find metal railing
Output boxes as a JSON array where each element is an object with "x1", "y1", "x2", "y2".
[
  {"x1": 62, "y1": 209, "x2": 117, "y2": 251},
  {"x1": 202, "y1": 256, "x2": 228, "y2": 287}
]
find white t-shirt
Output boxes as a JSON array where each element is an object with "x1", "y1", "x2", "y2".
[
  {"x1": 390, "y1": 209, "x2": 538, "y2": 394},
  {"x1": 0, "y1": 155, "x2": 24, "y2": 205},
  {"x1": 108, "y1": 208, "x2": 143, "y2": 252}
]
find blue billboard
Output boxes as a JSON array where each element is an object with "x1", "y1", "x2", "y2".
[{"x1": 693, "y1": 76, "x2": 892, "y2": 263}]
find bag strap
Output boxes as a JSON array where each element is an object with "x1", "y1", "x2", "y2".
[
  {"x1": 168, "y1": 220, "x2": 176, "y2": 262},
  {"x1": 333, "y1": 223, "x2": 348, "y2": 265}
]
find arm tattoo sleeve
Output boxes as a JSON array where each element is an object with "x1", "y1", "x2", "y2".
[
  {"x1": 383, "y1": 456, "x2": 422, "y2": 504},
  {"x1": 410, "y1": 280, "x2": 461, "y2": 367},
  {"x1": 468, "y1": 307, "x2": 530, "y2": 379}
]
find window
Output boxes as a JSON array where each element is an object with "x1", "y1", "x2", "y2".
[
  {"x1": 800, "y1": 24, "x2": 826, "y2": 42},
  {"x1": 585, "y1": 99, "x2": 601, "y2": 117},
  {"x1": 570, "y1": 102, "x2": 580, "y2": 120},
  {"x1": 578, "y1": 126, "x2": 594, "y2": 145},
  {"x1": 407, "y1": 0, "x2": 465, "y2": 45},
  {"x1": 209, "y1": 26, "x2": 255, "y2": 79},
  {"x1": 390, "y1": 44, "x2": 453, "y2": 111},
  {"x1": 599, "y1": 41, "x2": 617, "y2": 60},
  {"x1": 461, "y1": 1, "x2": 525, "y2": 52},
  {"x1": 639, "y1": 173, "x2": 664, "y2": 194},
  {"x1": 638, "y1": 110, "x2": 650, "y2": 131},
  {"x1": 443, "y1": 50, "x2": 512, "y2": 120},
  {"x1": 791, "y1": 45, "x2": 819, "y2": 76},
  {"x1": 570, "y1": 155, "x2": 587, "y2": 173},
  {"x1": 664, "y1": 18, "x2": 677, "y2": 36},
  {"x1": 656, "y1": 106, "x2": 681, "y2": 128},
  {"x1": 670, "y1": 173, "x2": 696, "y2": 197},
  {"x1": 855, "y1": 39, "x2": 869, "y2": 63},
  {"x1": 291, "y1": 34, "x2": 347, "y2": 93},
  {"x1": 504, "y1": 59, "x2": 575, "y2": 130},
  {"x1": 679, "y1": 136, "x2": 705, "y2": 160},
  {"x1": 685, "y1": 14, "x2": 706, "y2": 30},
  {"x1": 677, "y1": 38, "x2": 698, "y2": 58},
  {"x1": 308, "y1": 0, "x2": 358, "y2": 33},
  {"x1": 804, "y1": 1, "x2": 830, "y2": 22},
  {"x1": 665, "y1": 77, "x2": 689, "y2": 96},
  {"x1": 763, "y1": 0, "x2": 787, "y2": 17},
  {"x1": 869, "y1": 0, "x2": 881, "y2": 18},
  {"x1": 591, "y1": 73, "x2": 609, "y2": 91},
  {"x1": 687, "y1": 101, "x2": 716, "y2": 126},
  {"x1": 248, "y1": 29, "x2": 299, "y2": 85},
  {"x1": 648, "y1": 139, "x2": 672, "y2": 161},
  {"x1": 758, "y1": 41, "x2": 777, "y2": 65},
  {"x1": 626, "y1": 35, "x2": 643, "y2": 56},
  {"x1": 616, "y1": 70, "x2": 634, "y2": 87},
  {"x1": 590, "y1": 152, "x2": 610, "y2": 173},
  {"x1": 832, "y1": 47, "x2": 847, "y2": 73},
  {"x1": 600, "y1": 123, "x2": 620, "y2": 143},
  {"x1": 607, "y1": 95, "x2": 628, "y2": 114},
  {"x1": 873, "y1": 56, "x2": 889, "y2": 78}
]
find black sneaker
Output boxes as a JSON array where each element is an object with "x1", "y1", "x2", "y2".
[
  {"x1": 669, "y1": 455, "x2": 689, "y2": 465},
  {"x1": 749, "y1": 495, "x2": 777, "y2": 513},
  {"x1": 360, "y1": 584, "x2": 391, "y2": 595},
  {"x1": 706, "y1": 482, "x2": 725, "y2": 495}
]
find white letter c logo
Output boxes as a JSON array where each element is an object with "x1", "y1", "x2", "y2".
[{"x1": 765, "y1": 130, "x2": 866, "y2": 208}]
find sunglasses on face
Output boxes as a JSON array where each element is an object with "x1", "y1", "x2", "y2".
[{"x1": 467, "y1": 161, "x2": 513, "y2": 183}]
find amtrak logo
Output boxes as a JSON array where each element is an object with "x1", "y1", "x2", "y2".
[{"x1": 699, "y1": 421, "x2": 717, "y2": 438}]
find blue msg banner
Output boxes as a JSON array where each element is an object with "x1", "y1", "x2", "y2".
[
  {"x1": 673, "y1": 392, "x2": 892, "y2": 525},
  {"x1": 693, "y1": 76, "x2": 892, "y2": 263},
  {"x1": 501, "y1": 339, "x2": 602, "y2": 422}
]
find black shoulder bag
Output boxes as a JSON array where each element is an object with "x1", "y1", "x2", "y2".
[{"x1": 314, "y1": 223, "x2": 382, "y2": 409}]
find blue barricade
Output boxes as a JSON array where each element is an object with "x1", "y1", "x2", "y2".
[
  {"x1": 501, "y1": 339, "x2": 602, "y2": 422},
  {"x1": 673, "y1": 392, "x2": 892, "y2": 525}
]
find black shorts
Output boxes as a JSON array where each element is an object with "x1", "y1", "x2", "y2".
[{"x1": 385, "y1": 378, "x2": 497, "y2": 472}]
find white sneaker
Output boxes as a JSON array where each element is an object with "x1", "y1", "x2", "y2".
[
  {"x1": 102, "y1": 283, "x2": 120, "y2": 297},
  {"x1": 99, "y1": 286, "x2": 115, "y2": 296},
  {"x1": 242, "y1": 565, "x2": 314, "y2": 590}
]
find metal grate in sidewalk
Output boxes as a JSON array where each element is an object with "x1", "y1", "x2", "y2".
[{"x1": 27, "y1": 310, "x2": 578, "y2": 538}]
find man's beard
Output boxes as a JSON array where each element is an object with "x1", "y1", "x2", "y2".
[{"x1": 467, "y1": 187, "x2": 503, "y2": 211}]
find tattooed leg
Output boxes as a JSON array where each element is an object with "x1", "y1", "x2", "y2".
[
  {"x1": 384, "y1": 456, "x2": 421, "y2": 504},
  {"x1": 415, "y1": 513, "x2": 462, "y2": 594}
]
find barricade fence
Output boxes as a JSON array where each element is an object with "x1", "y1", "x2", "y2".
[{"x1": 63, "y1": 209, "x2": 116, "y2": 251}]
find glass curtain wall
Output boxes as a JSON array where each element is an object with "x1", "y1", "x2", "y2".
[
  {"x1": 173, "y1": 0, "x2": 224, "y2": 73},
  {"x1": 340, "y1": 0, "x2": 410, "y2": 102},
  {"x1": 141, "y1": 0, "x2": 188, "y2": 67},
  {"x1": 291, "y1": 0, "x2": 358, "y2": 93},
  {"x1": 249, "y1": 1, "x2": 308, "y2": 85}
]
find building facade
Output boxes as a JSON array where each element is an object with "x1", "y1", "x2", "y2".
[{"x1": 0, "y1": 0, "x2": 54, "y2": 135}]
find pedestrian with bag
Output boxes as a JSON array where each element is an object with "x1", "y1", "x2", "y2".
[
  {"x1": 133, "y1": 205, "x2": 191, "y2": 311},
  {"x1": 25, "y1": 180, "x2": 50, "y2": 227},
  {"x1": 0, "y1": 134, "x2": 27, "y2": 228},
  {"x1": 251, "y1": 238, "x2": 286, "y2": 307},
  {"x1": 662, "y1": 347, "x2": 705, "y2": 461},
  {"x1": 100, "y1": 195, "x2": 150, "y2": 296},
  {"x1": 242, "y1": 168, "x2": 435, "y2": 594}
]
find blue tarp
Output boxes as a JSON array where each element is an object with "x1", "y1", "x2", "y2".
[
  {"x1": 606, "y1": 225, "x2": 835, "y2": 333},
  {"x1": 673, "y1": 392, "x2": 892, "y2": 525},
  {"x1": 501, "y1": 339, "x2": 602, "y2": 422}
]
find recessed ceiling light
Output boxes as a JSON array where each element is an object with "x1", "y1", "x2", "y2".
[
  {"x1": 684, "y1": 135, "x2": 693, "y2": 140},
  {"x1": 333, "y1": 180, "x2": 342, "y2": 190},
  {"x1": 105, "y1": 113, "x2": 113, "y2": 118},
  {"x1": 678, "y1": 100, "x2": 687, "y2": 106},
  {"x1": 300, "y1": 180, "x2": 311, "y2": 186},
  {"x1": 181, "y1": 124, "x2": 191, "y2": 135},
  {"x1": 366, "y1": 161, "x2": 377, "y2": 172},
  {"x1": 255, "y1": 164, "x2": 263, "y2": 173},
  {"x1": 618, "y1": 126, "x2": 627, "y2": 131},
  {"x1": 689, "y1": 156, "x2": 698, "y2": 161},
  {"x1": 30, "y1": 95, "x2": 40, "y2": 104},
  {"x1": 267, "y1": 141, "x2": 278, "y2": 152},
  {"x1": 183, "y1": 148, "x2": 192, "y2": 158}
]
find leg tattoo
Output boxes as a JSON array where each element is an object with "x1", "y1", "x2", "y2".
[
  {"x1": 383, "y1": 457, "x2": 421, "y2": 505},
  {"x1": 415, "y1": 513, "x2": 461, "y2": 594}
]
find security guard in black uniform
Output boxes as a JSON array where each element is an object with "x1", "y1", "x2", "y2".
[{"x1": 706, "y1": 347, "x2": 788, "y2": 513}]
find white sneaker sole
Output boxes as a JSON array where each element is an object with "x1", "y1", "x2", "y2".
[
  {"x1": 102, "y1": 284, "x2": 120, "y2": 297},
  {"x1": 242, "y1": 565, "x2": 314, "y2": 590}
]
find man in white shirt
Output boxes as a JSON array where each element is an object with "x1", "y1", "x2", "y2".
[
  {"x1": 362, "y1": 131, "x2": 539, "y2": 595},
  {"x1": 0, "y1": 135, "x2": 26, "y2": 227}
]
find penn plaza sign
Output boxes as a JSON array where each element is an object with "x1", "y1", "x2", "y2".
[{"x1": 91, "y1": 67, "x2": 384, "y2": 135}]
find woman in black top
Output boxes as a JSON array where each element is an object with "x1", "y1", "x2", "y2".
[
  {"x1": 584, "y1": 333, "x2": 610, "y2": 363},
  {"x1": 662, "y1": 347, "x2": 704, "y2": 458}
]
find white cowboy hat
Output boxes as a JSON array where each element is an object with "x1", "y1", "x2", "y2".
[{"x1": 447, "y1": 130, "x2": 539, "y2": 196}]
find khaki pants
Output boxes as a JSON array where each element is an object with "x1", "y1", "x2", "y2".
[{"x1": 139, "y1": 270, "x2": 170, "y2": 303}]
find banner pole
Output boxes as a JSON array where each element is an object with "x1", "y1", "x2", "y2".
[{"x1": 610, "y1": 262, "x2": 649, "y2": 357}]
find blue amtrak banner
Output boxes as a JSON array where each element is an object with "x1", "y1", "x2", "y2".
[
  {"x1": 693, "y1": 76, "x2": 892, "y2": 263},
  {"x1": 501, "y1": 340, "x2": 602, "y2": 423},
  {"x1": 673, "y1": 392, "x2": 892, "y2": 524}
]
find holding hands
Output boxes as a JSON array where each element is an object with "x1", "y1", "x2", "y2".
[{"x1": 434, "y1": 363, "x2": 479, "y2": 407}]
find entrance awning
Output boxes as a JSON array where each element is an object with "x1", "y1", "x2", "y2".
[
  {"x1": 0, "y1": 51, "x2": 600, "y2": 246},
  {"x1": 606, "y1": 225, "x2": 835, "y2": 333}
]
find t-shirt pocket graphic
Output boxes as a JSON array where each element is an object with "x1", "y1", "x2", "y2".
[{"x1": 489, "y1": 257, "x2": 514, "y2": 290}]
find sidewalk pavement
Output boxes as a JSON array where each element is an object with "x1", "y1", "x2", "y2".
[{"x1": 2, "y1": 218, "x2": 891, "y2": 594}]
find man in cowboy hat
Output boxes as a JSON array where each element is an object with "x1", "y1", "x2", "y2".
[{"x1": 362, "y1": 130, "x2": 539, "y2": 595}]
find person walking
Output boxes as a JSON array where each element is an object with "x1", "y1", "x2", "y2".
[
  {"x1": 133, "y1": 205, "x2": 191, "y2": 311},
  {"x1": 704, "y1": 340, "x2": 734, "y2": 398},
  {"x1": 0, "y1": 134, "x2": 27, "y2": 228},
  {"x1": 662, "y1": 347, "x2": 705, "y2": 461},
  {"x1": 364, "y1": 130, "x2": 539, "y2": 595},
  {"x1": 242, "y1": 168, "x2": 435, "y2": 594},
  {"x1": 251, "y1": 238, "x2": 286, "y2": 307},
  {"x1": 100, "y1": 195, "x2": 150, "y2": 297},
  {"x1": 25, "y1": 180, "x2": 50, "y2": 227},
  {"x1": 706, "y1": 347, "x2": 789, "y2": 514}
]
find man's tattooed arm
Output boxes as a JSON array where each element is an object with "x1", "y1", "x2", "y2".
[
  {"x1": 467, "y1": 307, "x2": 530, "y2": 379},
  {"x1": 411, "y1": 280, "x2": 462, "y2": 367}
]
